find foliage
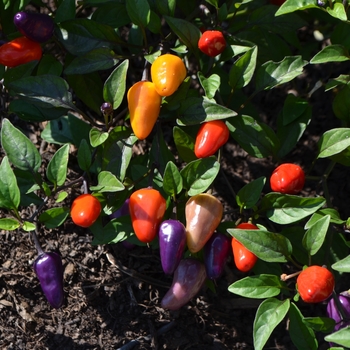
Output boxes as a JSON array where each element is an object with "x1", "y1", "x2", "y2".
[{"x1": 1, "y1": 0, "x2": 350, "y2": 348}]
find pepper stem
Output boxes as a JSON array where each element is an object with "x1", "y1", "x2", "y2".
[{"x1": 32, "y1": 228, "x2": 44, "y2": 256}]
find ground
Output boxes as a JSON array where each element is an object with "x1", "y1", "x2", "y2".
[{"x1": 1, "y1": 51, "x2": 350, "y2": 350}]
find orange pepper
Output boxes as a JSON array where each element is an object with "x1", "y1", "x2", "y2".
[
  {"x1": 150, "y1": 54, "x2": 187, "y2": 96},
  {"x1": 127, "y1": 81, "x2": 162, "y2": 140}
]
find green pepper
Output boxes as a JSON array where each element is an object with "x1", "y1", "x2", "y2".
[{"x1": 185, "y1": 193, "x2": 223, "y2": 253}]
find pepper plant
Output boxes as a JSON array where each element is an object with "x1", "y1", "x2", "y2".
[{"x1": 1, "y1": 0, "x2": 350, "y2": 349}]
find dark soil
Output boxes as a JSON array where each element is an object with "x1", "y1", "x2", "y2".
[{"x1": 1, "y1": 37, "x2": 350, "y2": 350}]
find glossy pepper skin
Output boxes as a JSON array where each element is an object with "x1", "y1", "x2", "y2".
[
  {"x1": 232, "y1": 222, "x2": 259, "y2": 272},
  {"x1": 150, "y1": 54, "x2": 187, "y2": 96},
  {"x1": 270, "y1": 163, "x2": 305, "y2": 194},
  {"x1": 204, "y1": 232, "x2": 230, "y2": 279},
  {"x1": 185, "y1": 193, "x2": 223, "y2": 253},
  {"x1": 161, "y1": 258, "x2": 207, "y2": 310},
  {"x1": 129, "y1": 188, "x2": 166, "y2": 243},
  {"x1": 297, "y1": 265, "x2": 335, "y2": 303},
  {"x1": 327, "y1": 291, "x2": 350, "y2": 330},
  {"x1": 127, "y1": 81, "x2": 162, "y2": 140},
  {"x1": 198, "y1": 30, "x2": 226, "y2": 57},
  {"x1": 0, "y1": 36, "x2": 42, "y2": 67},
  {"x1": 70, "y1": 194, "x2": 101, "y2": 228},
  {"x1": 194, "y1": 120, "x2": 230, "y2": 158},
  {"x1": 33, "y1": 252, "x2": 64, "y2": 309},
  {"x1": 14, "y1": 11, "x2": 55, "y2": 43},
  {"x1": 159, "y1": 219, "x2": 187, "y2": 275}
]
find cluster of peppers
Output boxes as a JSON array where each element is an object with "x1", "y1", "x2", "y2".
[
  {"x1": 0, "y1": 11, "x2": 54, "y2": 67},
  {"x1": 127, "y1": 53, "x2": 187, "y2": 140}
]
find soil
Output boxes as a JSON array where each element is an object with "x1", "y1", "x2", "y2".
[{"x1": 1, "y1": 28, "x2": 350, "y2": 350}]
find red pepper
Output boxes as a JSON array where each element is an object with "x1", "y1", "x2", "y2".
[
  {"x1": 194, "y1": 120, "x2": 230, "y2": 158},
  {"x1": 129, "y1": 187, "x2": 166, "y2": 243},
  {"x1": 70, "y1": 194, "x2": 101, "y2": 228},
  {"x1": 198, "y1": 30, "x2": 226, "y2": 57},
  {"x1": 270, "y1": 163, "x2": 305, "y2": 195},
  {"x1": 0, "y1": 36, "x2": 42, "y2": 67},
  {"x1": 297, "y1": 265, "x2": 335, "y2": 303},
  {"x1": 231, "y1": 223, "x2": 258, "y2": 272}
]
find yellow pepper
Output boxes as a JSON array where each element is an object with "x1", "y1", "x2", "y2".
[
  {"x1": 150, "y1": 54, "x2": 187, "y2": 97},
  {"x1": 127, "y1": 81, "x2": 162, "y2": 140}
]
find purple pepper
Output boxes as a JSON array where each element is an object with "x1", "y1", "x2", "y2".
[
  {"x1": 203, "y1": 232, "x2": 230, "y2": 280},
  {"x1": 327, "y1": 291, "x2": 350, "y2": 330},
  {"x1": 161, "y1": 258, "x2": 207, "y2": 310},
  {"x1": 110, "y1": 198, "x2": 130, "y2": 219},
  {"x1": 33, "y1": 252, "x2": 64, "y2": 309},
  {"x1": 159, "y1": 219, "x2": 187, "y2": 275},
  {"x1": 14, "y1": 11, "x2": 54, "y2": 43}
]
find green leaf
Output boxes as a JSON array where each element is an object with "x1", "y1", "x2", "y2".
[
  {"x1": 91, "y1": 2, "x2": 130, "y2": 28},
  {"x1": 66, "y1": 72, "x2": 104, "y2": 115},
  {"x1": 100, "y1": 128, "x2": 136, "y2": 181},
  {"x1": 9, "y1": 99, "x2": 67, "y2": 122},
  {"x1": 332, "y1": 255, "x2": 350, "y2": 272},
  {"x1": 327, "y1": 2, "x2": 347, "y2": 21},
  {"x1": 304, "y1": 317, "x2": 336, "y2": 333},
  {"x1": 305, "y1": 208, "x2": 345, "y2": 226},
  {"x1": 155, "y1": 0, "x2": 176, "y2": 16},
  {"x1": 37, "y1": 54, "x2": 63, "y2": 76},
  {"x1": 289, "y1": 303, "x2": 318, "y2": 350},
  {"x1": 90, "y1": 216, "x2": 134, "y2": 245},
  {"x1": 126, "y1": 0, "x2": 150, "y2": 27},
  {"x1": 0, "y1": 156, "x2": 20, "y2": 210},
  {"x1": 103, "y1": 59, "x2": 129, "y2": 110},
  {"x1": 46, "y1": 144, "x2": 70, "y2": 188},
  {"x1": 310, "y1": 45, "x2": 349, "y2": 64},
  {"x1": 77, "y1": 139, "x2": 92, "y2": 172},
  {"x1": 227, "y1": 115, "x2": 280, "y2": 158},
  {"x1": 163, "y1": 161, "x2": 183, "y2": 196},
  {"x1": 8, "y1": 75, "x2": 75, "y2": 110},
  {"x1": 318, "y1": 128, "x2": 350, "y2": 158},
  {"x1": 275, "y1": 0, "x2": 319, "y2": 16},
  {"x1": 197, "y1": 72, "x2": 220, "y2": 100},
  {"x1": 1, "y1": 119, "x2": 42, "y2": 172},
  {"x1": 227, "y1": 228, "x2": 292, "y2": 263},
  {"x1": 178, "y1": 97, "x2": 237, "y2": 125},
  {"x1": 55, "y1": 18, "x2": 122, "y2": 56},
  {"x1": 64, "y1": 48, "x2": 119, "y2": 75},
  {"x1": 253, "y1": 298, "x2": 290, "y2": 350},
  {"x1": 302, "y1": 215, "x2": 330, "y2": 256},
  {"x1": 229, "y1": 46, "x2": 258, "y2": 91},
  {"x1": 180, "y1": 158, "x2": 220, "y2": 196},
  {"x1": 173, "y1": 126, "x2": 197, "y2": 163},
  {"x1": 41, "y1": 114, "x2": 91, "y2": 146},
  {"x1": 89, "y1": 171, "x2": 125, "y2": 192},
  {"x1": 324, "y1": 325, "x2": 350, "y2": 347},
  {"x1": 236, "y1": 176, "x2": 266, "y2": 210},
  {"x1": 90, "y1": 128, "x2": 109, "y2": 147},
  {"x1": 55, "y1": 0, "x2": 76, "y2": 22},
  {"x1": 39, "y1": 207, "x2": 70, "y2": 229},
  {"x1": 56, "y1": 191, "x2": 68, "y2": 203},
  {"x1": 255, "y1": 56, "x2": 307, "y2": 91},
  {"x1": 277, "y1": 96, "x2": 312, "y2": 158},
  {"x1": 0, "y1": 218, "x2": 20, "y2": 230},
  {"x1": 333, "y1": 85, "x2": 350, "y2": 122},
  {"x1": 22, "y1": 221, "x2": 36, "y2": 231},
  {"x1": 259, "y1": 193, "x2": 326, "y2": 224},
  {"x1": 228, "y1": 274, "x2": 286, "y2": 299},
  {"x1": 164, "y1": 16, "x2": 201, "y2": 56}
]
